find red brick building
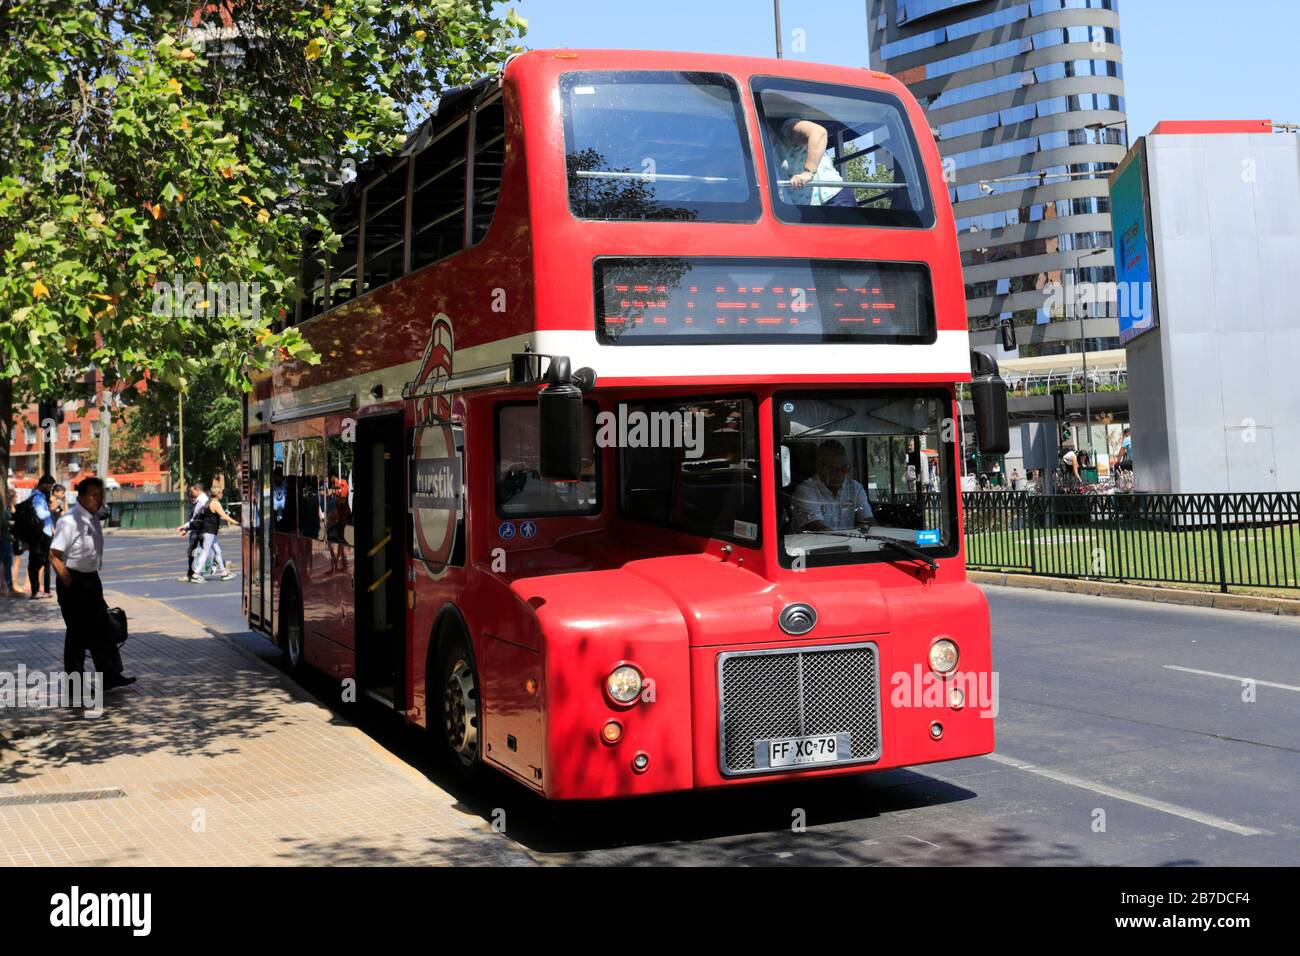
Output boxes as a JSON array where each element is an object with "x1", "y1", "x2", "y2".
[{"x1": 8, "y1": 380, "x2": 166, "y2": 491}]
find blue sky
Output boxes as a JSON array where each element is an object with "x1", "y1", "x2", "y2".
[{"x1": 507, "y1": 0, "x2": 1298, "y2": 140}]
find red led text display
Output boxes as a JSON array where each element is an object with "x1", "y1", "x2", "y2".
[{"x1": 595, "y1": 257, "x2": 934, "y2": 345}]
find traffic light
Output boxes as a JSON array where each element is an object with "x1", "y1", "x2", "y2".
[
  {"x1": 1060, "y1": 422, "x2": 1072, "y2": 445},
  {"x1": 1000, "y1": 318, "x2": 1017, "y2": 351},
  {"x1": 1052, "y1": 389, "x2": 1066, "y2": 421},
  {"x1": 37, "y1": 398, "x2": 64, "y2": 427}
]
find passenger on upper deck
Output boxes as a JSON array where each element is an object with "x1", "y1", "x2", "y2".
[
  {"x1": 773, "y1": 118, "x2": 855, "y2": 208},
  {"x1": 791, "y1": 440, "x2": 875, "y2": 532}
]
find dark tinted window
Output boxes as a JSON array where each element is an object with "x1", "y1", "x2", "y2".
[
  {"x1": 496, "y1": 404, "x2": 599, "y2": 516},
  {"x1": 272, "y1": 441, "x2": 297, "y2": 534},
  {"x1": 561, "y1": 71, "x2": 759, "y2": 223},
  {"x1": 471, "y1": 99, "x2": 506, "y2": 244},
  {"x1": 327, "y1": 434, "x2": 354, "y2": 549},
  {"x1": 411, "y1": 121, "x2": 467, "y2": 270},
  {"x1": 327, "y1": 193, "x2": 361, "y2": 307},
  {"x1": 620, "y1": 397, "x2": 759, "y2": 545},
  {"x1": 299, "y1": 230, "x2": 326, "y2": 323},
  {"x1": 298, "y1": 437, "x2": 325, "y2": 541},
  {"x1": 362, "y1": 159, "x2": 408, "y2": 293}
]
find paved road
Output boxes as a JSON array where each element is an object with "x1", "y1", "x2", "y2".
[{"x1": 101, "y1": 531, "x2": 1300, "y2": 866}]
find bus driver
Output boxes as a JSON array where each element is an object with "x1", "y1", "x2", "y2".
[{"x1": 792, "y1": 440, "x2": 875, "y2": 532}]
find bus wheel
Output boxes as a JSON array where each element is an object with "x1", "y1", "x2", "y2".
[
  {"x1": 280, "y1": 584, "x2": 305, "y2": 674},
  {"x1": 439, "y1": 634, "x2": 481, "y2": 779}
]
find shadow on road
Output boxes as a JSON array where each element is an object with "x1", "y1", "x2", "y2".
[{"x1": 276, "y1": 657, "x2": 1089, "y2": 866}]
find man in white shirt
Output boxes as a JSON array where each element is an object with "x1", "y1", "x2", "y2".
[
  {"x1": 175, "y1": 482, "x2": 208, "y2": 583},
  {"x1": 49, "y1": 477, "x2": 135, "y2": 690},
  {"x1": 791, "y1": 440, "x2": 874, "y2": 532}
]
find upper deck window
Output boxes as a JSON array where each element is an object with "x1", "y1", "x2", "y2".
[
  {"x1": 561, "y1": 71, "x2": 760, "y2": 223},
  {"x1": 751, "y1": 77, "x2": 934, "y2": 229}
]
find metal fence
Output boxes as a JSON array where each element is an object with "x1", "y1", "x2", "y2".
[
  {"x1": 963, "y1": 492, "x2": 1300, "y2": 591},
  {"x1": 109, "y1": 499, "x2": 242, "y2": 530}
]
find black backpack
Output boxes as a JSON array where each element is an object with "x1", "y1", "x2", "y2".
[{"x1": 13, "y1": 498, "x2": 41, "y2": 545}]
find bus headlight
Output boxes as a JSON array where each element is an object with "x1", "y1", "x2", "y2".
[
  {"x1": 606, "y1": 664, "x2": 643, "y2": 705},
  {"x1": 929, "y1": 639, "x2": 959, "y2": 675}
]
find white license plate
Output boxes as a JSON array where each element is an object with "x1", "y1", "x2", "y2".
[{"x1": 760, "y1": 732, "x2": 852, "y2": 769}]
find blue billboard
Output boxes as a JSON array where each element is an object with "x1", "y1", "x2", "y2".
[{"x1": 1111, "y1": 142, "x2": 1158, "y2": 343}]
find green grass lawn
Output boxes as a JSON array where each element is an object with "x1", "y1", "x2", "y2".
[{"x1": 965, "y1": 519, "x2": 1300, "y2": 595}]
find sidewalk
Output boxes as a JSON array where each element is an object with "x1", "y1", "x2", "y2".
[{"x1": 0, "y1": 592, "x2": 533, "y2": 866}]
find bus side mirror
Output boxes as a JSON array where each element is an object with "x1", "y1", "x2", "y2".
[
  {"x1": 970, "y1": 351, "x2": 1010, "y2": 456},
  {"x1": 537, "y1": 356, "x2": 585, "y2": 481}
]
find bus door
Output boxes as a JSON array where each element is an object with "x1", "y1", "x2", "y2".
[
  {"x1": 247, "y1": 433, "x2": 273, "y2": 633},
  {"x1": 354, "y1": 415, "x2": 407, "y2": 708}
]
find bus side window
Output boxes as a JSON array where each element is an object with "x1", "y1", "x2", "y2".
[
  {"x1": 495, "y1": 404, "x2": 599, "y2": 517},
  {"x1": 471, "y1": 98, "x2": 506, "y2": 244},
  {"x1": 272, "y1": 440, "x2": 298, "y2": 533},
  {"x1": 299, "y1": 437, "x2": 325, "y2": 541},
  {"x1": 410, "y1": 119, "x2": 467, "y2": 271},
  {"x1": 361, "y1": 158, "x2": 409, "y2": 293},
  {"x1": 299, "y1": 229, "x2": 325, "y2": 324},
  {"x1": 327, "y1": 193, "x2": 362, "y2": 309},
  {"x1": 327, "y1": 434, "x2": 355, "y2": 550}
]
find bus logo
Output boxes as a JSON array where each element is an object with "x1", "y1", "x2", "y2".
[{"x1": 411, "y1": 314, "x2": 459, "y2": 576}]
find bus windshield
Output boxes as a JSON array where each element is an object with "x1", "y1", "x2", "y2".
[
  {"x1": 752, "y1": 77, "x2": 934, "y2": 229},
  {"x1": 777, "y1": 390, "x2": 956, "y2": 568},
  {"x1": 561, "y1": 71, "x2": 760, "y2": 222}
]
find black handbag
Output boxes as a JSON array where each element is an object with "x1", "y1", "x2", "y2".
[{"x1": 106, "y1": 606, "x2": 128, "y2": 647}]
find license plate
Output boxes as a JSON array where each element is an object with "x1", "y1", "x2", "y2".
[{"x1": 759, "y1": 732, "x2": 852, "y2": 769}]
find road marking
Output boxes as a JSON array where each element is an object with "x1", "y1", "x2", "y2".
[
  {"x1": 140, "y1": 591, "x2": 241, "y2": 601},
  {"x1": 1163, "y1": 665, "x2": 1300, "y2": 693},
  {"x1": 985, "y1": 752, "x2": 1270, "y2": 836},
  {"x1": 101, "y1": 569, "x2": 243, "y2": 585}
]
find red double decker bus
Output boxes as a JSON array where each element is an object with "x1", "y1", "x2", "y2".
[{"x1": 242, "y1": 49, "x2": 1009, "y2": 799}]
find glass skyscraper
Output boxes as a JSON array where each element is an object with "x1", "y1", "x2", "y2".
[{"x1": 869, "y1": 0, "x2": 1128, "y2": 356}]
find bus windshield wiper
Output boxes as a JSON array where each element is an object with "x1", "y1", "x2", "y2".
[
  {"x1": 854, "y1": 532, "x2": 939, "y2": 570},
  {"x1": 792, "y1": 528, "x2": 939, "y2": 570}
]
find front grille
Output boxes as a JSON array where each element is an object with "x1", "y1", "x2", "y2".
[{"x1": 718, "y1": 643, "x2": 881, "y2": 775}]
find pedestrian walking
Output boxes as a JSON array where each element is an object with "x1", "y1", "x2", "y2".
[
  {"x1": 46, "y1": 483, "x2": 67, "y2": 594},
  {"x1": 21, "y1": 475, "x2": 57, "y2": 599},
  {"x1": 49, "y1": 477, "x2": 135, "y2": 691},
  {"x1": 192, "y1": 476, "x2": 239, "y2": 580},
  {"x1": 7, "y1": 489, "x2": 24, "y2": 594},
  {"x1": 176, "y1": 482, "x2": 209, "y2": 583},
  {"x1": 1, "y1": 488, "x2": 20, "y2": 597}
]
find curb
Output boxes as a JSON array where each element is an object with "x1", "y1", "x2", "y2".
[{"x1": 968, "y1": 571, "x2": 1300, "y2": 617}]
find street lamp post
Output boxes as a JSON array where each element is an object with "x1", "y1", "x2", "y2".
[
  {"x1": 773, "y1": 0, "x2": 783, "y2": 58},
  {"x1": 1072, "y1": 248, "x2": 1107, "y2": 461}
]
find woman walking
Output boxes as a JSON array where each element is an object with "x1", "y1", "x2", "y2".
[{"x1": 192, "y1": 476, "x2": 239, "y2": 580}]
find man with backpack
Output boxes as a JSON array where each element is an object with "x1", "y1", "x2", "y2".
[
  {"x1": 15, "y1": 474, "x2": 56, "y2": 599},
  {"x1": 49, "y1": 476, "x2": 135, "y2": 691}
]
